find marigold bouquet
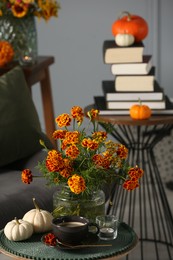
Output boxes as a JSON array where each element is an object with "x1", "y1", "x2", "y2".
[
  {"x1": 22, "y1": 106, "x2": 144, "y2": 196},
  {"x1": 0, "y1": 0, "x2": 60, "y2": 21}
]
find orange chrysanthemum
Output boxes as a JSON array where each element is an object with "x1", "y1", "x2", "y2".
[
  {"x1": 59, "y1": 159, "x2": 73, "y2": 178},
  {"x1": 0, "y1": 41, "x2": 14, "y2": 67},
  {"x1": 21, "y1": 169, "x2": 33, "y2": 184},
  {"x1": 87, "y1": 109, "x2": 99, "y2": 120},
  {"x1": 68, "y1": 174, "x2": 86, "y2": 194}
]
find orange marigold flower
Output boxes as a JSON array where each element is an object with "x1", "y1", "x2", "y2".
[
  {"x1": 65, "y1": 131, "x2": 80, "y2": 144},
  {"x1": 92, "y1": 131, "x2": 107, "y2": 142},
  {"x1": 21, "y1": 169, "x2": 33, "y2": 184},
  {"x1": 46, "y1": 150, "x2": 64, "y2": 172},
  {"x1": 59, "y1": 159, "x2": 73, "y2": 178},
  {"x1": 44, "y1": 233, "x2": 57, "y2": 246},
  {"x1": 81, "y1": 138, "x2": 99, "y2": 150},
  {"x1": 128, "y1": 166, "x2": 144, "y2": 179},
  {"x1": 71, "y1": 106, "x2": 84, "y2": 124},
  {"x1": 55, "y1": 113, "x2": 71, "y2": 128},
  {"x1": 68, "y1": 174, "x2": 86, "y2": 194},
  {"x1": 65, "y1": 144, "x2": 80, "y2": 159},
  {"x1": 52, "y1": 130, "x2": 67, "y2": 140},
  {"x1": 123, "y1": 179, "x2": 139, "y2": 191},
  {"x1": 117, "y1": 144, "x2": 128, "y2": 160},
  {"x1": 0, "y1": 41, "x2": 14, "y2": 67},
  {"x1": 87, "y1": 109, "x2": 99, "y2": 120},
  {"x1": 93, "y1": 154, "x2": 111, "y2": 169}
]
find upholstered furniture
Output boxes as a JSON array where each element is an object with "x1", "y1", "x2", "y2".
[{"x1": 0, "y1": 66, "x2": 56, "y2": 230}]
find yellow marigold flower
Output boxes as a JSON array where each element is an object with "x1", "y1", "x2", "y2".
[
  {"x1": 65, "y1": 144, "x2": 80, "y2": 159},
  {"x1": 117, "y1": 144, "x2": 128, "y2": 160},
  {"x1": 68, "y1": 174, "x2": 86, "y2": 194},
  {"x1": 65, "y1": 131, "x2": 80, "y2": 145},
  {"x1": 55, "y1": 113, "x2": 71, "y2": 128},
  {"x1": 37, "y1": 0, "x2": 60, "y2": 21},
  {"x1": 46, "y1": 150, "x2": 64, "y2": 172},
  {"x1": 11, "y1": 3, "x2": 29, "y2": 18},
  {"x1": 52, "y1": 130, "x2": 67, "y2": 140},
  {"x1": 0, "y1": 41, "x2": 14, "y2": 67},
  {"x1": 21, "y1": 169, "x2": 33, "y2": 184},
  {"x1": 0, "y1": 10, "x2": 3, "y2": 16},
  {"x1": 92, "y1": 131, "x2": 107, "y2": 142}
]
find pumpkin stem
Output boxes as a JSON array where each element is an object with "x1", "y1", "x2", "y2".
[
  {"x1": 33, "y1": 198, "x2": 40, "y2": 211},
  {"x1": 15, "y1": 217, "x2": 20, "y2": 225},
  {"x1": 138, "y1": 98, "x2": 142, "y2": 106},
  {"x1": 119, "y1": 11, "x2": 131, "y2": 21}
]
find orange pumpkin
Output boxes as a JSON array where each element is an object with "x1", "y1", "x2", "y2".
[
  {"x1": 130, "y1": 103, "x2": 151, "y2": 120},
  {"x1": 112, "y1": 11, "x2": 148, "y2": 42}
]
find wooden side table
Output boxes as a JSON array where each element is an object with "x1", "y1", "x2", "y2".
[
  {"x1": 84, "y1": 104, "x2": 173, "y2": 260},
  {"x1": 0, "y1": 56, "x2": 56, "y2": 147}
]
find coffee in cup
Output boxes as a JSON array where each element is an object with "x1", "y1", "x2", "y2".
[{"x1": 52, "y1": 215, "x2": 99, "y2": 244}]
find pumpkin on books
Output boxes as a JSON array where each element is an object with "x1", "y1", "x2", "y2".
[
  {"x1": 115, "y1": 33, "x2": 135, "y2": 46},
  {"x1": 112, "y1": 11, "x2": 148, "y2": 42},
  {"x1": 130, "y1": 102, "x2": 151, "y2": 120}
]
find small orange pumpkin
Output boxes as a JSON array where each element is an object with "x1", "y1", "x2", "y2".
[
  {"x1": 112, "y1": 11, "x2": 148, "y2": 42},
  {"x1": 130, "y1": 102, "x2": 151, "y2": 120}
]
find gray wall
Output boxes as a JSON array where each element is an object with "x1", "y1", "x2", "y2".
[{"x1": 33, "y1": 0, "x2": 173, "y2": 130}]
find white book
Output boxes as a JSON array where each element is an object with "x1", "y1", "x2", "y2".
[{"x1": 111, "y1": 55, "x2": 152, "y2": 75}]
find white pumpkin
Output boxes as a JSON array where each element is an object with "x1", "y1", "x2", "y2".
[
  {"x1": 115, "y1": 33, "x2": 135, "y2": 46},
  {"x1": 23, "y1": 198, "x2": 53, "y2": 233},
  {"x1": 4, "y1": 217, "x2": 33, "y2": 241}
]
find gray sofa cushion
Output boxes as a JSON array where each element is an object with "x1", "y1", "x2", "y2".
[
  {"x1": 0, "y1": 150, "x2": 57, "y2": 230},
  {"x1": 0, "y1": 66, "x2": 52, "y2": 167}
]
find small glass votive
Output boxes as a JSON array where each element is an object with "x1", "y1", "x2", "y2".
[
  {"x1": 19, "y1": 48, "x2": 36, "y2": 66},
  {"x1": 96, "y1": 215, "x2": 119, "y2": 241}
]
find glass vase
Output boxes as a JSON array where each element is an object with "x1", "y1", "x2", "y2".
[
  {"x1": 0, "y1": 15, "x2": 38, "y2": 62},
  {"x1": 53, "y1": 185, "x2": 105, "y2": 222}
]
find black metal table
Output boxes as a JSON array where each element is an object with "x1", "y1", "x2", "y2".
[{"x1": 85, "y1": 105, "x2": 173, "y2": 260}]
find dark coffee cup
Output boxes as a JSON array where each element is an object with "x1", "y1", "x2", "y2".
[{"x1": 52, "y1": 215, "x2": 99, "y2": 244}]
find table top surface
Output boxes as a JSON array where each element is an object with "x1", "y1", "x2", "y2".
[
  {"x1": 0, "y1": 222, "x2": 138, "y2": 260},
  {"x1": 84, "y1": 104, "x2": 173, "y2": 126},
  {"x1": 0, "y1": 56, "x2": 55, "y2": 75}
]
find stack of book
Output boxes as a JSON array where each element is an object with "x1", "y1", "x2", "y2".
[{"x1": 94, "y1": 40, "x2": 173, "y2": 115}]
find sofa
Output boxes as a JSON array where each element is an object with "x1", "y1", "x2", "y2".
[{"x1": 0, "y1": 66, "x2": 57, "y2": 230}]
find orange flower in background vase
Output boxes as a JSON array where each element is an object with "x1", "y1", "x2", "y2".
[{"x1": 0, "y1": 41, "x2": 14, "y2": 67}]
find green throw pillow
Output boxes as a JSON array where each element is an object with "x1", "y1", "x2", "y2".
[{"x1": 0, "y1": 66, "x2": 50, "y2": 167}]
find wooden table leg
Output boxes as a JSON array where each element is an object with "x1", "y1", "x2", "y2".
[{"x1": 40, "y1": 68, "x2": 57, "y2": 148}]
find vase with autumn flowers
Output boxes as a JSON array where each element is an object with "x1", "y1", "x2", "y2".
[
  {"x1": 0, "y1": 0, "x2": 60, "y2": 61},
  {"x1": 21, "y1": 106, "x2": 144, "y2": 221}
]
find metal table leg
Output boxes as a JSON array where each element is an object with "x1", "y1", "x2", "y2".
[{"x1": 101, "y1": 123, "x2": 173, "y2": 260}]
